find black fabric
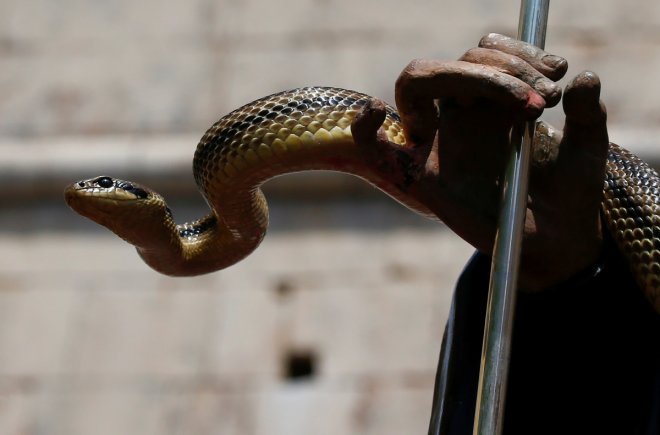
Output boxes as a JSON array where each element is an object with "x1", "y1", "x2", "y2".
[{"x1": 429, "y1": 242, "x2": 660, "y2": 435}]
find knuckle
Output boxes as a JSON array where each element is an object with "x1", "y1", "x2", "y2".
[
  {"x1": 401, "y1": 58, "x2": 424, "y2": 76},
  {"x1": 460, "y1": 47, "x2": 483, "y2": 62},
  {"x1": 396, "y1": 58, "x2": 426, "y2": 89},
  {"x1": 478, "y1": 33, "x2": 508, "y2": 48}
]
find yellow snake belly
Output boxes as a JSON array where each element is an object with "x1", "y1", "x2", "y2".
[{"x1": 192, "y1": 87, "x2": 405, "y2": 190}]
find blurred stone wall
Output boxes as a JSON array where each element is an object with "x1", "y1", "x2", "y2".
[{"x1": 2, "y1": 0, "x2": 660, "y2": 138}]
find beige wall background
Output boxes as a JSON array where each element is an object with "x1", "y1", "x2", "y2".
[
  {"x1": 1, "y1": 1, "x2": 659, "y2": 435},
  {"x1": 3, "y1": 0, "x2": 660, "y2": 137}
]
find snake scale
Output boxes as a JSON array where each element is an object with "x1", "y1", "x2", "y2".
[{"x1": 64, "y1": 87, "x2": 660, "y2": 313}]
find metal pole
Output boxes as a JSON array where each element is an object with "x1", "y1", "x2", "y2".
[{"x1": 472, "y1": 2, "x2": 550, "y2": 435}]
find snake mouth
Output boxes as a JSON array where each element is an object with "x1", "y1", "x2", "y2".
[
  {"x1": 67, "y1": 185, "x2": 142, "y2": 202},
  {"x1": 64, "y1": 176, "x2": 152, "y2": 205}
]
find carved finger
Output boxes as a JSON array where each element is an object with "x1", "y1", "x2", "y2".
[
  {"x1": 395, "y1": 59, "x2": 545, "y2": 146},
  {"x1": 461, "y1": 47, "x2": 562, "y2": 107},
  {"x1": 351, "y1": 97, "x2": 388, "y2": 145},
  {"x1": 479, "y1": 33, "x2": 568, "y2": 81}
]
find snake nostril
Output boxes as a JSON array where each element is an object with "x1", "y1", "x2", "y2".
[{"x1": 78, "y1": 181, "x2": 85, "y2": 187}]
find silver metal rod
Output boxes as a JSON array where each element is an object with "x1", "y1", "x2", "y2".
[{"x1": 472, "y1": 2, "x2": 550, "y2": 435}]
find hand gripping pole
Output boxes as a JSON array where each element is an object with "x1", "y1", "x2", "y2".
[{"x1": 472, "y1": 2, "x2": 550, "y2": 435}]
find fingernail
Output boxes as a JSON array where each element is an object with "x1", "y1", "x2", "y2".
[
  {"x1": 535, "y1": 79, "x2": 562, "y2": 107},
  {"x1": 542, "y1": 54, "x2": 566, "y2": 69},
  {"x1": 525, "y1": 91, "x2": 545, "y2": 117}
]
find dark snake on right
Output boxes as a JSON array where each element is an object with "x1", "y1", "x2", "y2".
[{"x1": 603, "y1": 142, "x2": 660, "y2": 309}]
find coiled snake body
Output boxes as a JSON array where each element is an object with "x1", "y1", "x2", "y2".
[{"x1": 65, "y1": 87, "x2": 660, "y2": 312}]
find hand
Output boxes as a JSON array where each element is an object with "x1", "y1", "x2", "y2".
[{"x1": 352, "y1": 34, "x2": 609, "y2": 291}]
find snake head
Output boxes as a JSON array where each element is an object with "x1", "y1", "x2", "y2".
[{"x1": 64, "y1": 176, "x2": 163, "y2": 229}]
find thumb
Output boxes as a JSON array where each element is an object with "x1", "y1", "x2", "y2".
[
  {"x1": 562, "y1": 71, "x2": 609, "y2": 151},
  {"x1": 351, "y1": 98, "x2": 388, "y2": 145}
]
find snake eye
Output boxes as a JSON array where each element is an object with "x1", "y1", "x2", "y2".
[{"x1": 96, "y1": 177, "x2": 114, "y2": 188}]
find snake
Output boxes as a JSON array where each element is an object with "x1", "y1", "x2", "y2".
[{"x1": 64, "y1": 86, "x2": 660, "y2": 313}]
